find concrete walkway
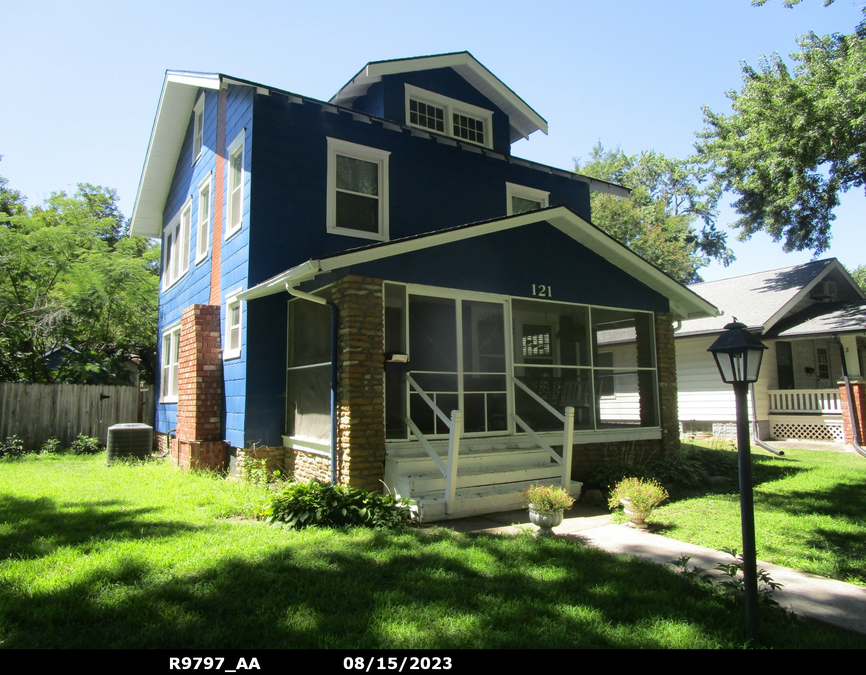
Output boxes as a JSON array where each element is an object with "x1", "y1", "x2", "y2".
[{"x1": 438, "y1": 504, "x2": 866, "y2": 637}]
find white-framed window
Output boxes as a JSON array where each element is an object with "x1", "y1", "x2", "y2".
[
  {"x1": 192, "y1": 93, "x2": 205, "y2": 164},
  {"x1": 226, "y1": 130, "x2": 245, "y2": 239},
  {"x1": 160, "y1": 322, "x2": 181, "y2": 402},
  {"x1": 405, "y1": 84, "x2": 493, "y2": 149},
  {"x1": 326, "y1": 137, "x2": 390, "y2": 241},
  {"x1": 196, "y1": 173, "x2": 212, "y2": 263},
  {"x1": 224, "y1": 292, "x2": 243, "y2": 360},
  {"x1": 506, "y1": 182, "x2": 549, "y2": 215},
  {"x1": 163, "y1": 200, "x2": 191, "y2": 289}
]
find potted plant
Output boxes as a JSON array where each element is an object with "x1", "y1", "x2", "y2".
[
  {"x1": 608, "y1": 477, "x2": 668, "y2": 529},
  {"x1": 522, "y1": 484, "x2": 575, "y2": 537}
]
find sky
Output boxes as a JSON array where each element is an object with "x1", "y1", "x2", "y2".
[{"x1": 2, "y1": 0, "x2": 864, "y2": 282}]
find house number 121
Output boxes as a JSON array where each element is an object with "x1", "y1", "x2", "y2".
[{"x1": 531, "y1": 284, "x2": 552, "y2": 298}]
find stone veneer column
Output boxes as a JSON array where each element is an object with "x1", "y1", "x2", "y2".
[
  {"x1": 839, "y1": 379, "x2": 866, "y2": 445},
  {"x1": 175, "y1": 304, "x2": 225, "y2": 471},
  {"x1": 330, "y1": 275, "x2": 386, "y2": 491},
  {"x1": 654, "y1": 312, "x2": 680, "y2": 457}
]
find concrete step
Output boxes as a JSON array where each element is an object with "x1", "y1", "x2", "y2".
[{"x1": 388, "y1": 461, "x2": 563, "y2": 494}]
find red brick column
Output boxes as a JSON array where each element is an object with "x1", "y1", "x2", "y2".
[
  {"x1": 174, "y1": 304, "x2": 225, "y2": 471},
  {"x1": 839, "y1": 379, "x2": 866, "y2": 445},
  {"x1": 331, "y1": 275, "x2": 386, "y2": 491}
]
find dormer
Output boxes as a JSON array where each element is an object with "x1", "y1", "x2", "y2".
[{"x1": 330, "y1": 51, "x2": 547, "y2": 156}]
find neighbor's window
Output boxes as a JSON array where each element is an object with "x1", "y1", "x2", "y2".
[
  {"x1": 160, "y1": 323, "x2": 181, "y2": 402},
  {"x1": 327, "y1": 137, "x2": 390, "y2": 241},
  {"x1": 226, "y1": 131, "x2": 244, "y2": 238}
]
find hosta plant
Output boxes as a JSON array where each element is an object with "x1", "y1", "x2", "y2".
[{"x1": 521, "y1": 484, "x2": 574, "y2": 514}]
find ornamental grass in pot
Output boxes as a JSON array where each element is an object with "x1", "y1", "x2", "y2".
[{"x1": 522, "y1": 484, "x2": 575, "y2": 537}]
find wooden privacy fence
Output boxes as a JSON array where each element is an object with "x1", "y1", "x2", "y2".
[{"x1": 0, "y1": 383, "x2": 154, "y2": 450}]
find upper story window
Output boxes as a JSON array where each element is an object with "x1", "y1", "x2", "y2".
[
  {"x1": 226, "y1": 130, "x2": 245, "y2": 239},
  {"x1": 196, "y1": 173, "x2": 212, "y2": 263},
  {"x1": 163, "y1": 200, "x2": 191, "y2": 289},
  {"x1": 327, "y1": 137, "x2": 390, "y2": 241},
  {"x1": 405, "y1": 84, "x2": 493, "y2": 149},
  {"x1": 192, "y1": 93, "x2": 205, "y2": 164},
  {"x1": 506, "y1": 183, "x2": 549, "y2": 215}
]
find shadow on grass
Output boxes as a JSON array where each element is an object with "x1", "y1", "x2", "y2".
[
  {"x1": 2, "y1": 526, "x2": 863, "y2": 650},
  {"x1": 0, "y1": 496, "x2": 199, "y2": 560}
]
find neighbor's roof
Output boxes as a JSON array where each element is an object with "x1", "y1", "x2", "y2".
[
  {"x1": 676, "y1": 259, "x2": 844, "y2": 337},
  {"x1": 330, "y1": 51, "x2": 548, "y2": 143},
  {"x1": 771, "y1": 300, "x2": 866, "y2": 339},
  {"x1": 239, "y1": 205, "x2": 719, "y2": 322}
]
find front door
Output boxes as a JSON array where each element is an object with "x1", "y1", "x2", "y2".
[{"x1": 406, "y1": 293, "x2": 509, "y2": 437}]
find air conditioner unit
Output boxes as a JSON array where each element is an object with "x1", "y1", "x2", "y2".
[
  {"x1": 810, "y1": 280, "x2": 837, "y2": 302},
  {"x1": 106, "y1": 423, "x2": 153, "y2": 464}
]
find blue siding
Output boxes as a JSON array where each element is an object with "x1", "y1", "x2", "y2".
[{"x1": 244, "y1": 294, "x2": 289, "y2": 446}]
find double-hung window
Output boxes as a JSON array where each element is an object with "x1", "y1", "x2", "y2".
[
  {"x1": 163, "y1": 200, "x2": 191, "y2": 289},
  {"x1": 196, "y1": 174, "x2": 212, "y2": 263},
  {"x1": 506, "y1": 183, "x2": 549, "y2": 215},
  {"x1": 192, "y1": 93, "x2": 205, "y2": 163},
  {"x1": 224, "y1": 292, "x2": 242, "y2": 360},
  {"x1": 160, "y1": 322, "x2": 181, "y2": 402},
  {"x1": 226, "y1": 131, "x2": 245, "y2": 239},
  {"x1": 327, "y1": 138, "x2": 390, "y2": 241},
  {"x1": 405, "y1": 84, "x2": 493, "y2": 149}
]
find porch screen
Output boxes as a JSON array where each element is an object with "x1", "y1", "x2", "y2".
[{"x1": 286, "y1": 298, "x2": 332, "y2": 443}]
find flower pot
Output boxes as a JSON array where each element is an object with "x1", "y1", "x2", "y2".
[
  {"x1": 620, "y1": 498, "x2": 650, "y2": 529},
  {"x1": 528, "y1": 505, "x2": 564, "y2": 537}
]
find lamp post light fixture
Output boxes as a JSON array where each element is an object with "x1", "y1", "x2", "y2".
[{"x1": 707, "y1": 321, "x2": 768, "y2": 643}]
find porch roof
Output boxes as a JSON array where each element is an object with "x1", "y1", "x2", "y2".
[
  {"x1": 770, "y1": 300, "x2": 866, "y2": 339},
  {"x1": 239, "y1": 206, "x2": 719, "y2": 321}
]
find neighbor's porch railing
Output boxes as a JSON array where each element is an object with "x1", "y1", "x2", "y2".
[
  {"x1": 511, "y1": 375, "x2": 574, "y2": 491},
  {"x1": 405, "y1": 373, "x2": 463, "y2": 515},
  {"x1": 768, "y1": 389, "x2": 842, "y2": 416}
]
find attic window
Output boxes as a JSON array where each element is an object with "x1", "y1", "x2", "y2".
[
  {"x1": 506, "y1": 183, "x2": 549, "y2": 215},
  {"x1": 405, "y1": 84, "x2": 493, "y2": 149}
]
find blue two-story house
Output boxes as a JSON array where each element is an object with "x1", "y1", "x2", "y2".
[{"x1": 130, "y1": 52, "x2": 716, "y2": 520}]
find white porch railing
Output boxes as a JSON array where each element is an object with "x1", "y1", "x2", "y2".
[
  {"x1": 511, "y1": 375, "x2": 574, "y2": 491},
  {"x1": 768, "y1": 389, "x2": 842, "y2": 416},
  {"x1": 405, "y1": 374, "x2": 463, "y2": 515}
]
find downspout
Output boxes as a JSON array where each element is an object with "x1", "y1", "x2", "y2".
[
  {"x1": 748, "y1": 383, "x2": 784, "y2": 456},
  {"x1": 287, "y1": 283, "x2": 340, "y2": 484},
  {"x1": 835, "y1": 336, "x2": 866, "y2": 458}
]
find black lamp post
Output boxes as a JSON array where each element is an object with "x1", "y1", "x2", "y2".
[{"x1": 707, "y1": 321, "x2": 767, "y2": 643}]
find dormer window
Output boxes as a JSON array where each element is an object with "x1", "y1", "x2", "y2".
[{"x1": 405, "y1": 84, "x2": 492, "y2": 149}]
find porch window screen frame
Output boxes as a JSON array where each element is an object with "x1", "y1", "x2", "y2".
[{"x1": 326, "y1": 137, "x2": 390, "y2": 242}]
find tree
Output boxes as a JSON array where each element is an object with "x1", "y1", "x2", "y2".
[
  {"x1": 696, "y1": 6, "x2": 866, "y2": 254},
  {"x1": 0, "y1": 178, "x2": 159, "y2": 384},
  {"x1": 851, "y1": 264, "x2": 866, "y2": 293},
  {"x1": 575, "y1": 143, "x2": 734, "y2": 284}
]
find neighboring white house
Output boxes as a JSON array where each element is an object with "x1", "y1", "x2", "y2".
[{"x1": 676, "y1": 259, "x2": 866, "y2": 444}]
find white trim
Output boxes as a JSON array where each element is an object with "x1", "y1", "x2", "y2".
[
  {"x1": 225, "y1": 130, "x2": 245, "y2": 240},
  {"x1": 405, "y1": 84, "x2": 493, "y2": 149},
  {"x1": 192, "y1": 92, "x2": 205, "y2": 165},
  {"x1": 326, "y1": 137, "x2": 390, "y2": 241},
  {"x1": 160, "y1": 321, "x2": 182, "y2": 403},
  {"x1": 224, "y1": 290, "x2": 243, "y2": 360},
  {"x1": 506, "y1": 182, "x2": 549, "y2": 215},
  {"x1": 195, "y1": 172, "x2": 212, "y2": 264},
  {"x1": 162, "y1": 199, "x2": 191, "y2": 290}
]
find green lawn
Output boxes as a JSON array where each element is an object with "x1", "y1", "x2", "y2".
[
  {"x1": 1, "y1": 453, "x2": 865, "y2": 649},
  {"x1": 650, "y1": 444, "x2": 866, "y2": 586}
]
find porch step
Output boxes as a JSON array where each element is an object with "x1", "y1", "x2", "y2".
[
  {"x1": 387, "y1": 460, "x2": 561, "y2": 495},
  {"x1": 414, "y1": 478, "x2": 584, "y2": 522}
]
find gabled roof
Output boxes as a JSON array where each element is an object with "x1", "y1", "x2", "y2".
[
  {"x1": 329, "y1": 51, "x2": 548, "y2": 143},
  {"x1": 676, "y1": 258, "x2": 865, "y2": 338},
  {"x1": 771, "y1": 300, "x2": 866, "y2": 339},
  {"x1": 239, "y1": 205, "x2": 719, "y2": 322}
]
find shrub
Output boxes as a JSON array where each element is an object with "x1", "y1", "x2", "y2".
[
  {"x1": 608, "y1": 477, "x2": 669, "y2": 512},
  {"x1": 649, "y1": 455, "x2": 710, "y2": 488},
  {"x1": 521, "y1": 484, "x2": 574, "y2": 514},
  {"x1": 260, "y1": 479, "x2": 416, "y2": 530},
  {"x1": 0, "y1": 435, "x2": 26, "y2": 459},
  {"x1": 71, "y1": 434, "x2": 103, "y2": 455},
  {"x1": 40, "y1": 436, "x2": 64, "y2": 454},
  {"x1": 588, "y1": 462, "x2": 652, "y2": 491}
]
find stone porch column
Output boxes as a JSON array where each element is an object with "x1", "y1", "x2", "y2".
[
  {"x1": 839, "y1": 378, "x2": 866, "y2": 445},
  {"x1": 655, "y1": 312, "x2": 680, "y2": 457}
]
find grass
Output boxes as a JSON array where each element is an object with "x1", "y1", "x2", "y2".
[
  {"x1": 1, "y1": 453, "x2": 866, "y2": 649},
  {"x1": 649, "y1": 443, "x2": 866, "y2": 586}
]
